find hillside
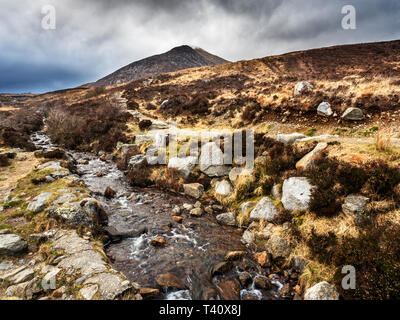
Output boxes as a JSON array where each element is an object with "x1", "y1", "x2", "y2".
[{"x1": 95, "y1": 45, "x2": 229, "y2": 87}]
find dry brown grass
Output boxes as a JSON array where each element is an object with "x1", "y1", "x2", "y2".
[{"x1": 376, "y1": 128, "x2": 393, "y2": 152}]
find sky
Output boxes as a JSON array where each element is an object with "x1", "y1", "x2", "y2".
[{"x1": 1, "y1": 0, "x2": 399, "y2": 93}]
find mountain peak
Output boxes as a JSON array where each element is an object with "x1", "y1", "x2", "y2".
[{"x1": 95, "y1": 46, "x2": 228, "y2": 87}]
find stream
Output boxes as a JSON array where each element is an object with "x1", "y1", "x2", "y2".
[{"x1": 31, "y1": 132, "x2": 286, "y2": 300}]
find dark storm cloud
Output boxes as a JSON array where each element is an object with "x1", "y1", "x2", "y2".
[{"x1": 0, "y1": 0, "x2": 399, "y2": 93}]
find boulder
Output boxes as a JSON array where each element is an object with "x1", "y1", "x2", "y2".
[
  {"x1": 282, "y1": 177, "x2": 314, "y2": 211},
  {"x1": 151, "y1": 236, "x2": 167, "y2": 247},
  {"x1": 83, "y1": 273, "x2": 132, "y2": 300},
  {"x1": 35, "y1": 148, "x2": 66, "y2": 159},
  {"x1": 241, "y1": 230, "x2": 254, "y2": 245},
  {"x1": 254, "y1": 276, "x2": 272, "y2": 290},
  {"x1": 342, "y1": 194, "x2": 369, "y2": 216},
  {"x1": 0, "y1": 234, "x2": 28, "y2": 255},
  {"x1": 128, "y1": 154, "x2": 148, "y2": 169},
  {"x1": 294, "y1": 81, "x2": 313, "y2": 96},
  {"x1": 253, "y1": 251, "x2": 271, "y2": 268},
  {"x1": 249, "y1": 197, "x2": 278, "y2": 222},
  {"x1": 79, "y1": 284, "x2": 99, "y2": 300},
  {"x1": 168, "y1": 157, "x2": 197, "y2": 179},
  {"x1": 215, "y1": 180, "x2": 233, "y2": 197},
  {"x1": 190, "y1": 208, "x2": 203, "y2": 217},
  {"x1": 266, "y1": 235, "x2": 291, "y2": 260},
  {"x1": 183, "y1": 183, "x2": 204, "y2": 199},
  {"x1": 150, "y1": 120, "x2": 169, "y2": 130},
  {"x1": 212, "y1": 261, "x2": 232, "y2": 276},
  {"x1": 276, "y1": 133, "x2": 306, "y2": 145},
  {"x1": 317, "y1": 102, "x2": 333, "y2": 117},
  {"x1": 216, "y1": 213, "x2": 236, "y2": 226},
  {"x1": 341, "y1": 107, "x2": 365, "y2": 121},
  {"x1": 104, "y1": 187, "x2": 116, "y2": 199},
  {"x1": 156, "y1": 272, "x2": 185, "y2": 290},
  {"x1": 296, "y1": 143, "x2": 328, "y2": 171},
  {"x1": 134, "y1": 135, "x2": 153, "y2": 146},
  {"x1": 304, "y1": 282, "x2": 339, "y2": 300},
  {"x1": 27, "y1": 192, "x2": 52, "y2": 213},
  {"x1": 199, "y1": 142, "x2": 230, "y2": 177},
  {"x1": 239, "y1": 201, "x2": 256, "y2": 215}
]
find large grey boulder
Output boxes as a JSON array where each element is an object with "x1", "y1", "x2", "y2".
[
  {"x1": 282, "y1": 177, "x2": 314, "y2": 211},
  {"x1": 199, "y1": 142, "x2": 230, "y2": 177},
  {"x1": 266, "y1": 235, "x2": 291, "y2": 260},
  {"x1": 215, "y1": 180, "x2": 233, "y2": 197},
  {"x1": 128, "y1": 154, "x2": 148, "y2": 169},
  {"x1": 342, "y1": 194, "x2": 369, "y2": 215},
  {"x1": 0, "y1": 234, "x2": 28, "y2": 255},
  {"x1": 27, "y1": 192, "x2": 52, "y2": 213},
  {"x1": 317, "y1": 102, "x2": 333, "y2": 117},
  {"x1": 216, "y1": 213, "x2": 236, "y2": 226},
  {"x1": 294, "y1": 81, "x2": 313, "y2": 96},
  {"x1": 183, "y1": 183, "x2": 204, "y2": 199},
  {"x1": 277, "y1": 133, "x2": 306, "y2": 145},
  {"x1": 250, "y1": 197, "x2": 278, "y2": 222},
  {"x1": 341, "y1": 107, "x2": 365, "y2": 121},
  {"x1": 241, "y1": 230, "x2": 255, "y2": 245},
  {"x1": 304, "y1": 282, "x2": 339, "y2": 300},
  {"x1": 168, "y1": 156, "x2": 197, "y2": 179},
  {"x1": 83, "y1": 273, "x2": 132, "y2": 300}
]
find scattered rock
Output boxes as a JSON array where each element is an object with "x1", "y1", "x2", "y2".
[
  {"x1": 79, "y1": 284, "x2": 99, "y2": 300},
  {"x1": 294, "y1": 81, "x2": 313, "y2": 96},
  {"x1": 171, "y1": 206, "x2": 181, "y2": 216},
  {"x1": 172, "y1": 216, "x2": 183, "y2": 224},
  {"x1": 225, "y1": 251, "x2": 247, "y2": 261},
  {"x1": 84, "y1": 273, "x2": 133, "y2": 300},
  {"x1": 0, "y1": 234, "x2": 28, "y2": 255},
  {"x1": 282, "y1": 177, "x2": 314, "y2": 211},
  {"x1": 190, "y1": 208, "x2": 203, "y2": 217},
  {"x1": 168, "y1": 157, "x2": 197, "y2": 179},
  {"x1": 341, "y1": 107, "x2": 365, "y2": 121},
  {"x1": 317, "y1": 102, "x2": 333, "y2": 117},
  {"x1": 296, "y1": 143, "x2": 328, "y2": 171},
  {"x1": 304, "y1": 282, "x2": 339, "y2": 300},
  {"x1": 199, "y1": 142, "x2": 230, "y2": 177},
  {"x1": 183, "y1": 183, "x2": 204, "y2": 199},
  {"x1": 250, "y1": 197, "x2": 278, "y2": 222},
  {"x1": 156, "y1": 273, "x2": 185, "y2": 290},
  {"x1": 216, "y1": 212, "x2": 236, "y2": 226},
  {"x1": 277, "y1": 133, "x2": 306, "y2": 145},
  {"x1": 240, "y1": 201, "x2": 256, "y2": 215},
  {"x1": 342, "y1": 194, "x2": 369, "y2": 216},
  {"x1": 291, "y1": 256, "x2": 309, "y2": 274},
  {"x1": 212, "y1": 261, "x2": 233, "y2": 276},
  {"x1": 27, "y1": 192, "x2": 52, "y2": 213},
  {"x1": 35, "y1": 148, "x2": 66, "y2": 159},
  {"x1": 271, "y1": 184, "x2": 282, "y2": 200},
  {"x1": 238, "y1": 272, "x2": 252, "y2": 287},
  {"x1": 253, "y1": 252, "x2": 271, "y2": 268},
  {"x1": 151, "y1": 236, "x2": 167, "y2": 247},
  {"x1": 183, "y1": 203, "x2": 193, "y2": 211},
  {"x1": 266, "y1": 235, "x2": 291, "y2": 260},
  {"x1": 128, "y1": 154, "x2": 148, "y2": 169},
  {"x1": 229, "y1": 168, "x2": 250, "y2": 185},
  {"x1": 241, "y1": 230, "x2": 255, "y2": 245},
  {"x1": 254, "y1": 276, "x2": 272, "y2": 290},
  {"x1": 140, "y1": 288, "x2": 160, "y2": 299},
  {"x1": 215, "y1": 180, "x2": 233, "y2": 197},
  {"x1": 104, "y1": 187, "x2": 116, "y2": 199}
]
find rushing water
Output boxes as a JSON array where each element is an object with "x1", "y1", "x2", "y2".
[{"x1": 31, "y1": 132, "x2": 285, "y2": 300}]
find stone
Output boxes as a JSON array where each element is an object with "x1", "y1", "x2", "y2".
[
  {"x1": 216, "y1": 212, "x2": 236, "y2": 226},
  {"x1": 8, "y1": 267, "x2": 34, "y2": 285},
  {"x1": 151, "y1": 236, "x2": 167, "y2": 247},
  {"x1": 80, "y1": 284, "x2": 99, "y2": 300},
  {"x1": 266, "y1": 235, "x2": 291, "y2": 260},
  {"x1": 199, "y1": 142, "x2": 230, "y2": 177},
  {"x1": 172, "y1": 216, "x2": 183, "y2": 224},
  {"x1": 215, "y1": 180, "x2": 233, "y2": 197},
  {"x1": 225, "y1": 251, "x2": 247, "y2": 261},
  {"x1": 183, "y1": 183, "x2": 204, "y2": 199},
  {"x1": 53, "y1": 193, "x2": 76, "y2": 205},
  {"x1": 104, "y1": 187, "x2": 116, "y2": 199},
  {"x1": 37, "y1": 161, "x2": 62, "y2": 170},
  {"x1": 341, "y1": 107, "x2": 365, "y2": 121},
  {"x1": 0, "y1": 234, "x2": 28, "y2": 255},
  {"x1": 140, "y1": 288, "x2": 160, "y2": 299},
  {"x1": 128, "y1": 154, "x2": 148, "y2": 169},
  {"x1": 58, "y1": 250, "x2": 107, "y2": 275},
  {"x1": 276, "y1": 133, "x2": 306, "y2": 145},
  {"x1": 171, "y1": 206, "x2": 181, "y2": 216},
  {"x1": 253, "y1": 252, "x2": 271, "y2": 268},
  {"x1": 249, "y1": 197, "x2": 278, "y2": 222},
  {"x1": 41, "y1": 267, "x2": 61, "y2": 290},
  {"x1": 229, "y1": 168, "x2": 251, "y2": 185},
  {"x1": 282, "y1": 177, "x2": 314, "y2": 211},
  {"x1": 190, "y1": 208, "x2": 203, "y2": 217},
  {"x1": 27, "y1": 192, "x2": 52, "y2": 213},
  {"x1": 84, "y1": 273, "x2": 132, "y2": 300},
  {"x1": 156, "y1": 272, "x2": 185, "y2": 290},
  {"x1": 296, "y1": 143, "x2": 328, "y2": 171},
  {"x1": 0, "y1": 229, "x2": 10, "y2": 235},
  {"x1": 5, "y1": 277, "x2": 41, "y2": 299},
  {"x1": 304, "y1": 282, "x2": 339, "y2": 300},
  {"x1": 183, "y1": 203, "x2": 193, "y2": 211},
  {"x1": 294, "y1": 81, "x2": 313, "y2": 96},
  {"x1": 0, "y1": 260, "x2": 13, "y2": 271},
  {"x1": 342, "y1": 194, "x2": 369, "y2": 216},
  {"x1": 238, "y1": 272, "x2": 252, "y2": 287},
  {"x1": 212, "y1": 261, "x2": 232, "y2": 276},
  {"x1": 254, "y1": 276, "x2": 272, "y2": 290},
  {"x1": 317, "y1": 102, "x2": 333, "y2": 117},
  {"x1": 36, "y1": 148, "x2": 66, "y2": 159},
  {"x1": 168, "y1": 157, "x2": 197, "y2": 179},
  {"x1": 241, "y1": 230, "x2": 255, "y2": 245},
  {"x1": 150, "y1": 120, "x2": 169, "y2": 130}
]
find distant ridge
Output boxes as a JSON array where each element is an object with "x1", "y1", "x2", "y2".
[{"x1": 95, "y1": 45, "x2": 229, "y2": 87}]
